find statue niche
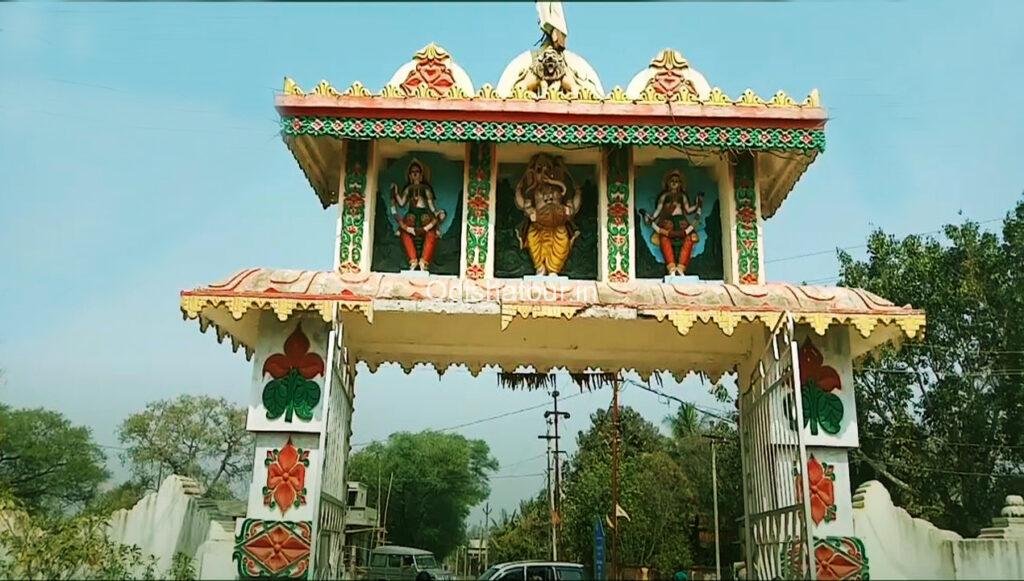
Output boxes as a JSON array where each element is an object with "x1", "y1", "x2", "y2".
[
  {"x1": 371, "y1": 153, "x2": 462, "y2": 276},
  {"x1": 514, "y1": 153, "x2": 582, "y2": 276},
  {"x1": 635, "y1": 161, "x2": 723, "y2": 280},
  {"x1": 389, "y1": 160, "x2": 446, "y2": 271}
]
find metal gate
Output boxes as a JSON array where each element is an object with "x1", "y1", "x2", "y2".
[{"x1": 739, "y1": 314, "x2": 816, "y2": 580}]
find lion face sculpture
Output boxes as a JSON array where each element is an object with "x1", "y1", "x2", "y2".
[{"x1": 534, "y1": 46, "x2": 566, "y2": 82}]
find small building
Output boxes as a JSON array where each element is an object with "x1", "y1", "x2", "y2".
[{"x1": 341, "y1": 482, "x2": 379, "y2": 575}]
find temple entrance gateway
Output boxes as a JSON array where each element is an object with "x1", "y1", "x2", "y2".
[{"x1": 179, "y1": 3, "x2": 924, "y2": 579}]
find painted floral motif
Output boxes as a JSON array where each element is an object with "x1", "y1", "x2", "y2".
[
  {"x1": 281, "y1": 116, "x2": 825, "y2": 153},
  {"x1": 401, "y1": 44, "x2": 457, "y2": 97},
  {"x1": 780, "y1": 536, "x2": 868, "y2": 581},
  {"x1": 605, "y1": 146, "x2": 631, "y2": 282},
  {"x1": 263, "y1": 438, "x2": 310, "y2": 516},
  {"x1": 339, "y1": 140, "x2": 369, "y2": 273},
  {"x1": 464, "y1": 142, "x2": 492, "y2": 279},
  {"x1": 262, "y1": 325, "x2": 324, "y2": 423},
  {"x1": 800, "y1": 339, "x2": 845, "y2": 436},
  {"x1": 796, "y1": 455, "x2": 837, "y2": 525},
  {"x1": 815, "y1": 536, "x2": 869, "y2": 580},
  {"x1": 234, "y1": 519, "x2": 311, "y2": 579},
  {"x1": 733, "y1": 153, "x2": 759, "y2": 284}
]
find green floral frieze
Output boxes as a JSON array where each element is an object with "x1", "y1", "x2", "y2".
[
  {"x1": 281, "y1": 116, "x2": 825, "y2": 152},
  {"x1": 734, "y1": 153, "x2": 760, "y2": 284},
  {"x1": 465, "y1": 142, "x2": 493, "y2": 279},
  {"x1": 339, "y1": 140, "x2": 369, "y2": 273},
  {"x1": 605, "y1": 146, "x2": 631, "y2": 282}
]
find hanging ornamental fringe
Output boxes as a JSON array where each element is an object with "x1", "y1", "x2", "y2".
[
  {"x1": 497, "y1": 372, "x2": 556, "y2": 391},
  {"x1": 569, "y1": 372, "x2": 618, "y2": 392}
]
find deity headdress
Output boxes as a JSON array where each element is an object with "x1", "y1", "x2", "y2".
[
  {"x1": 661, "y1": 169, "x2": 687, "y2": 192},
  {"x1": 406, "y1": 158, "x2": 432, "y2": 184}
]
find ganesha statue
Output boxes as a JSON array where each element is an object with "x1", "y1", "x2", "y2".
[{"x1": 514, "y1": 153, "x2": 582, "y2": 275}]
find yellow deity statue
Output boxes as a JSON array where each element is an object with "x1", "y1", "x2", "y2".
[{"x1": 514, "y1": 153, "x2": 582, "y2": 275}]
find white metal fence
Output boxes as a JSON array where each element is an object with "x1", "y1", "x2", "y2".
[{"x1": 739, "y1": 314, "x2": 816, "y2": 580}]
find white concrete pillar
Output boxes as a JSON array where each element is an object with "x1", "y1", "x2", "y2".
[
  {"x1": 795, "y1": 324, "x2": 870, "y2": 579},
  {"x1": 232, "y1": 311, "x2": 333, "y2": 579}
]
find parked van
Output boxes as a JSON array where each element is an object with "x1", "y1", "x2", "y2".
[{"x1": 365, "y1": 545, "x2": 452, "y2": 581}]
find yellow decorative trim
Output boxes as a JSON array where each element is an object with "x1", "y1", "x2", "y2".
[
  {"x1": 677, "y1": 89, "x2": 700, "y2": 105},
  {"x1": 509, "y1": 85, "x2": 538, "y2": 101},
  {"x1": 272, "y1": 300, "x2": 298, "y2": 321},
  {"x1": 545, "y1": 85, "x2": 568, "y2": 102},
  {"x1": 736, "y1": 89, "x2": 766, "y2": 107},
  {"x1": 413, "y1": 42, "x2": 450, "y2": 62},
  {"x1": 339, "y1": 301, "x2": 373, "y2": 324},
  {"x1": 606, "y1": 86, "x2": 630, "y2": 103},
  {"x1": 895, "y1": 314, "x2": 926, "y2": 339},
  {"x1": 801, "y1": 312, "x2": 833, "y2": 335},
  {"x1": 500, "y1": 304, "x2": 581, "y2": 330},
  {"x1": 803, "y1": 89, "x2": 821, "y2": 108},
  {"x1": 312, "y1": 80, "x2": 342, "y2": 97},
  {"x1": 286, "y1": 78, "x2": 824, "y2": 109},
  {"x1": 706, "y1": 87, "x2": 731, "y2": 106},
  {"x1": 650, "y1": 49, "x2": 689, "y2": 70},
  {"x1": 703, "y1": 311, "x2": 743, "y2": 336},
  {"x1": 637, "y1": 85, "x2": 667, "y2": 104},
  {"x1": 767, "y1": 90, "x2": 797, "y2": 108},
  {"x1": 343, "y1": 81, "x2": 372, "y2": 97},
  {"x1": 380, "y1": 84, "x2": 406, "y2": 99},
  {"x1": 476, "y1": 84, "x2": 500, "y2": 100},
  {"x1": 638, "y1": 309, "x2": 923, "y2": 341},
  {"x1": 178, "y1": 295, "x2": 372, "y2": 325},
  {"x1": 316, "y1": 302, "x2": 335, "y2": 322},
  {"x1": 665, "y1": 312, "x2": 697, "y2": 335},
  {"x1": 283, "y1": 77, "x2": 305, "y2": 96},
  {"x1": 409, "y1": 83, "x2": 436, "y2": 99},
  {"x1": 850, "y1": 315, "x2": 879, "y2": 338},
  {"x1": 575, "y1": 87, "x2": 601, "y2": 103}
]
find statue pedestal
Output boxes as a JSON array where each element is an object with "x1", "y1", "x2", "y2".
[
  {"x1": 523, "y1": 274, "x2": 570, "y2": 282},
  {"x1": 663, "y1": 275, "x2": 702, "y2": 284},
  {"x1": 399, "y1": 270, "x2": 430, "y2": 278}
]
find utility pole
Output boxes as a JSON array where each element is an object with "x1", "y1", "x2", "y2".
[
  {"x1": 704, "y1": 435, "x2": 726, "y2": 581},
  {"x1": 545, "y1": 390, "x2": 570, "y2": 528},
  {"x1": 483, "y1": 502, "x2": 492, "y2": 570},
  {"x1": 539, "y1": 415, "x2": 558, "y2": 560},
  {"x1": 538, "y1": 387, "x2": 570, "y2": 561},
  {"x1": 610, "y1": 377, "x2": 621, "y2": 581}
]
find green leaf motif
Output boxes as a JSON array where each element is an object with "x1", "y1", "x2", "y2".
[
  {"x1": 802, "y1": 383, "x2": 844, "y2": 436},
  {"x1": 262, "y1": 368, "x2": 322, "y2": 423}
]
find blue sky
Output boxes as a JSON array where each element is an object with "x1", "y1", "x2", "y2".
[{"x1": 1, "y1": 2, "x2": 1022, "y2": 520}]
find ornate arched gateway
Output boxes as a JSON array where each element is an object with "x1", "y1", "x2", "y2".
[{"x1": 179, "y1": 5, "x2": 924, "y2": 579}]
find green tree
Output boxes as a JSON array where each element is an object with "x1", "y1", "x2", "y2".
[
  {"x1": 347, "y1": 431, "x2": 498, "y2": 560},
  {"x1": 83, "y1": 481, "x2": 148, "y2": 517},
  {"x1": 118, "y1": 395, "x2": 252, "y2": 499},
  {"x1": 488, "y1": 496, "x2": 552, "y2": 564},
  {"x1": 0, "y1": 490, "x2": 155, "y2": 580},
  {"x1": 0, "y1": 404, "x2": 108, "y2": 515},
  {"x1": 561, "y1": 407, "x2": 694, "y2": 575},
  {"x1": 663, "y1": 405, "x2": 745, "y2": 572},
  {"x1": 838, "y1": 197, "x2": 1024, "y2": 536}
]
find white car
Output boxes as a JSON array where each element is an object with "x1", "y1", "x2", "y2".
[{"x1": 478, "y1": 561, "x2": 587, "y2": 581}]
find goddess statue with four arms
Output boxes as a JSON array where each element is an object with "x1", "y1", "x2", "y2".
[
  {"x1": 389, "y1": 160, "x2": 447, "y2": 272},
  {"x1": 640, "y1": 169, "x2": 703, "y2": 276}
]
